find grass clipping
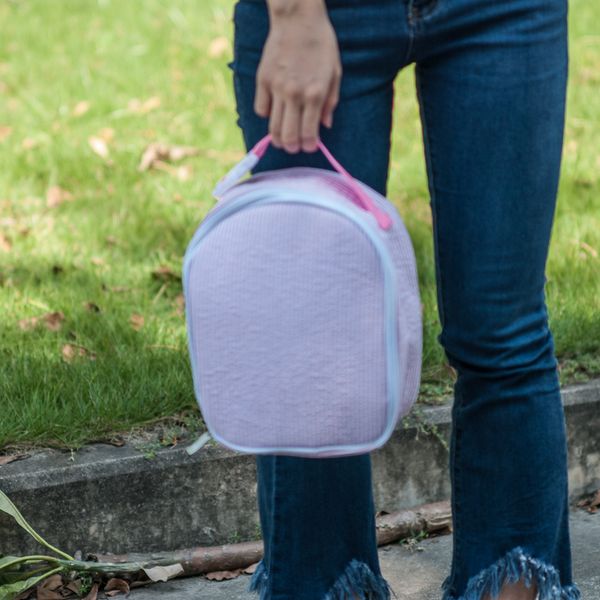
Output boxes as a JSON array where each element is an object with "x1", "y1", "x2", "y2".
[{"x1": 0, "y1": 489, "x2": 183, "y2": 599}]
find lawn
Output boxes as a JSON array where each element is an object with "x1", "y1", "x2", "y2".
[{"x1": 1, "y1": 0, "x2": 598, "y2": 450}]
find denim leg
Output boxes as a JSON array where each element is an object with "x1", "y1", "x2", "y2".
[
  {"x1": 229, "y1": 1, "x2": 408, "y2": 598},
  {"x1": 412, "y1": 0, "x2": 581, "y2": 597}
]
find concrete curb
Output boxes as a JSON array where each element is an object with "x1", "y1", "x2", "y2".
[{"x1": 1, "y1": 379, "x2": 598, "y2": 556}]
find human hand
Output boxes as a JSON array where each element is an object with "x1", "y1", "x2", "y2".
[{"x1": 255, "y1": 0, "x2": 342, "y2": 153}]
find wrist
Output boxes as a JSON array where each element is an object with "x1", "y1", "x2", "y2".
[{"x1": 267, "y1": 0, "x2": 327, "y2": 21}]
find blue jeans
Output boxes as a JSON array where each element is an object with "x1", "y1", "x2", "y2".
[{"x1": 229, "y1": 0, "x2": 580, "y2": 598}]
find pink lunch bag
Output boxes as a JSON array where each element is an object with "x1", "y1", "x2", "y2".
[{"x1": 184, "y1": 134, "x2": 422, "y2": 458}]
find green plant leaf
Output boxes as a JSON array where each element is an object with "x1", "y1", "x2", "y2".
[
  {"x1": 0, "y1": 490, "x2": 73, "y2": 560},
  {"x1": 0, "y1": 566, "x2": 63, "y2": 600},
  {"x1": 0, "y1": 557, "x2": 22, "y2": 571}
]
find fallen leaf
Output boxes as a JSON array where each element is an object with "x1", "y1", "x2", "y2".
[
  {"x1": 18, "y1": 311, "x2": 65, "y2": 332},
  {"x1": 0, "y1": 453, "x2": 29, "y2": 466},
  {"x1": 64, "y1": 578, "x2": 82, "y2": 594},
  {"x1": 36, "y1": 573, "x2": 64, "y2": 599},
  {"x1": 152, "y1": 160, "x2": 193, "y2": 181},
  {"x1": 243, "y1": 562, "x2": 259, "y2": 575},
  {"x1": 18, "y1": 316, "x2": 39, "y2": 330},
  {"x1": 128, "y1": 96, "x2": 161, "y2": 114},
  {"x1": 130, "y1": 313, "x2": 144, "y2": 330},
  {"x1": 72, "y1": 100, "x2": 90, "y2": 117},
  {"x1": 0, "y1": 125, "x2": 12, "y2": 142},
  {"x1": 204, "y1": 568, "x2": 243, "y2": 581},
  {"x1": 62, "y1": 343, "x2": 96, "y2": 363},
  {"x1": 142, "y1": 563, "x2": 184, "y2": 582},
  {"x1": 151, "y1": 265, "x2": 181, "y2": 282},
  {"x1": 88, "y1": 136, "x2": 109, "y2": 158},
  {"x1": 43, "y1": 311, "x2": 65, "y2": 331},
  {"x1": 104, "y1": 577, "x2": 130, "y2": 596},
  {"x1": 46, "y1": 185, "x2": 74, "y2": 208},
  {"x1": 208, "y1": 36, "x2": 230, "y2": 58},
  {"x1": 138, "y1": 142, "x2": 199, "y2": 172},
  {"x1": 84, "y1": 301, "x2": 101, "y2": 313},
  {"x1": 0, "y1": 232, "x2": 11, "y2": 251}
]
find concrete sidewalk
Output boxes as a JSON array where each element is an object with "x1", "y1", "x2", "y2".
[{"x1": 123, "y1": 508, "x2": 599, "y2": 599}]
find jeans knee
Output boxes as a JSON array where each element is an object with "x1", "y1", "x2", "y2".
[{"x1": 439, "y1": 309, "x2": 558, "y2": 378}]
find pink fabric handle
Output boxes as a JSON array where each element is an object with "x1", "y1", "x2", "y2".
[{"x1": 250, "y1": 134, "x2": 392, "y2": 230}]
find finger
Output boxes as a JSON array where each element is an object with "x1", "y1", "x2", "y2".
[
  {"x1": 254, "y1": 78, "x2": 272, "y2": 118},
  {"x1": 269, "y1": 96, "x2": 284, "y2": 148},
  {"x1": 300, "y1": 88, "x2": 323, "y2": 153},
  {"x1": 280, "y1": 98, "x2": 302, "y2": 153},
  {"x1": 321, "y1": 73, "x2": 341, "y2": 128}
]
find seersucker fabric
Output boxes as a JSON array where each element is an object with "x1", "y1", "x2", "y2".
[{"x1": 183, "y1": 136, "x2": 422, "y2": 458}]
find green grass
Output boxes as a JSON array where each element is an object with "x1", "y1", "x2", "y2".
[{"x1": 1, "y1": 0, "x2": 598, "y2": 450}]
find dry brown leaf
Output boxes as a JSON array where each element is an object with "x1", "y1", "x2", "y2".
[
  {"x1": 72, "y1": 100, "x2": 90, "y2": 117},
  {"x1": 36, "y1": 573, "x2": 64, "y2": 599},
  {"x1": 152, "y1": 160, "x2": 193, "y2": 181},
  {"x1": 208, "y1": 36, "x2": 230, "y2": 58},
  {"x1": 0, "y1": 125, "x2": 12, "y2": 142},
  {"x1": 88, "y1": 135, "x2": 109, "y2": 158},
  {"x1": 62, "y1": 343, "x2": 96, "y2": 363},
  {"x1": 18, "y1": 315, "x2": 39, "y2": 331},
  {"x1": 138, "y1": 142, "x2": 199, "y2": 172},
  {"x1": 142, "y1": 563, "x2": 184, "y2": 582},
  {"x1": 0, "y1": 453, "x2": 28, "y2": 466},
  {"x1": 18, "y1": 311, "x2": 65, "y2": 332},
  {"x1": 36, "y1": 587, "x2": 63, "y2": 600},
  {"x1": 46, "y1": 185, "x2": 74, "y2": 208},
  {"x1": 204, "y1": 568, "x2": 243, "y2": 581},
  {"x1": 0, "y1": 232, "x2": 11, "y2": 252},
  {"x1": 64, "y1": 578, "x2": 83, "y2": 594},
  {"x1": 130, "y1": 313, "x2": 144, "y2": 330},
  {"x1": 243, "y1": 562, "x2": 259, "y2": 575},
  {"x1": 84, "y1": 301, "x2": 101, "y2": 313},
  {"x1": 151, "y1": 265, "x2": 181, "y2": 282},
  {"x1": 43, "y1": 311, "x2": 65, "y2": 331},
  {"x1": 104, "y1": 577, "x2": 130, "y2": 596},
  {"x1": 128, "y1": 96, "x2": 161, "y2": 114}
]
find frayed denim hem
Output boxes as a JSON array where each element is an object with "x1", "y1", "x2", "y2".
[
  {"x1": 247, "y1": 558, "x2": 394, "y2": 600},
  {"x1": 323, "y1": 558, "x2": 393, "y2": 600},
  {"x1": 248, "y1": 559, "x2": 269, "y2": 598},
  {"x1": 441, "y1": 546, "x2": 582, "y2": 600}
]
